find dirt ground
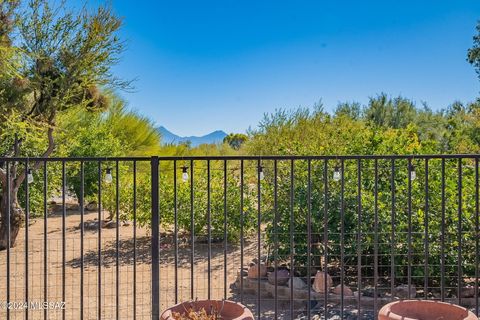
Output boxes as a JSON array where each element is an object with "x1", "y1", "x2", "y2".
[{"x1": 0, "y1": 207, "x2": 264, "y2": 320}]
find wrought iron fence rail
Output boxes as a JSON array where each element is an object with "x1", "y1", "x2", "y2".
[{"x1": 0, "y1": 155, "x2": 478, "y2": 320}]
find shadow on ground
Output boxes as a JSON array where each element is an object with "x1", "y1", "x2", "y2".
[{"x1": 66, "y1": 235, "x2": 258, "y2": 268}]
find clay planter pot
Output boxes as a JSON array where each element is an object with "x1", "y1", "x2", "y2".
[
  {"x1": 379, "y1": 300, "x2": 477, "y2": 320},
  {"x1": 161, "y1": 299, "x2": 254, "y2": 320}
]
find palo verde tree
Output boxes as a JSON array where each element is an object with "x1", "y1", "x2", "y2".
[
  {"x1": 55, "y1": 95, "x2": 161, "y2": 214},
  {"x1": 0, "y1": 0, "x2": 128, "y2": 250},
  {"x1": 468, "y1": 20, "x2": 480, "y2": 85}
]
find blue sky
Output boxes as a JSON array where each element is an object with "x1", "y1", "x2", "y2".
[{"x1": 76, "y1": 1, "x2": 480, "y2": 136}]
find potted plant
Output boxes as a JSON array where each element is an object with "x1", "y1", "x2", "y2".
[
  {"x1": 378, "y1": 300, "x2": 477, "y2": 320},
  {"x1": 161, "y1": 299, "x2": 254, "y2": 320}
]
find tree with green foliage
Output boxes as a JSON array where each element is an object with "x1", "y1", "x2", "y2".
[
  {"x1": 246, "y1": 105, "x2": 478, "y2": 285},
  {"x1": 468, "y1": 20, "x2": 480, "y2": 83},
  {"x1": 55, "y1": 95, "x2": 161, "y2": 215},
  {"x1": 223, "y1": 133, "x2": 248, "y2": 150},
  {"x1": 334, "y1": 102, "x2": 361, "y2": 120},
  {"x1": 363, "y1": 93, "x2": 417, "y2": 129},
  {"x1": 0, "y1": 0, "x2": 127, "y2": 249}
]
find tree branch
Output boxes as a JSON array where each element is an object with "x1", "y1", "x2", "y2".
[
  {"x1": 14, "y1": 126, "x2": 55, "y2": 189},
  {"x1": 9, "y1": 134, "x2": 22, "y2": 182}
]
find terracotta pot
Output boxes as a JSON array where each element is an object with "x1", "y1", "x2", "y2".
[
  {"x1": 379, "y1": 300, "x2": 477, "y2": 320},
  {"x1": 161, "y1": 299, "x2": 254, "y2": 320}
]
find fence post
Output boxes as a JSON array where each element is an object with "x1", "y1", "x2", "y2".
[{"x1": 151, "y1": 156, "x2": 160, "y2": 320}]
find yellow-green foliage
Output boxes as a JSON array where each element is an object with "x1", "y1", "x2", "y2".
[
  {"x1": 244, "y1": 98, "x2": 480, "y2": 285},
  {"x1": 246, "y1": 97, "x2": 480, "y2": 156}
]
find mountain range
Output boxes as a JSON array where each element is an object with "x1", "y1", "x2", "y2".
[{"x1": 158, "y1": 126, "x2": 227, "y2": 147}]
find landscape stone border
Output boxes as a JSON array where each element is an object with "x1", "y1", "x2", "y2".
[{"x1": 233, "y1": 269, "x2": 478, "y2": 310}]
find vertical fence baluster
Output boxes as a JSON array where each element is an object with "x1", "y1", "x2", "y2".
[
  {"x1": 133, "y1": 161, "x2": 137, "y2": 320},
  {"x1": 289, "y1": 159, "x2": 294, "y2": 320},
  {"x1": 357, "y1": 159, "x2": 362, "y2": 314},
  {"x1": 258, "y1": 159, "x2": 263, "y2": 319},
  {"x1": 62, "y1": 161, "x2": 66, "y2": 320},
  {"x1": 223, "y1": 160, "x2": 228, "y2": 300},
  {"x1": 323, "y1": 159, "x2": 329, "y2": 316},
  {"x1": 207, "y1": 160, "x2": 211, "y2": 300},
  {"x1": 151, "y1": 156, "x2": 160, "y2": 320},
  {"x1": 340, "y1": 159, "x2": 345, "y2": 319},
  {"x1": 407, "y1": 158, "x2": 412, "y2": 300},
  {"x1": 307, "y1": 159, "x2": 312, "y2": 320},
  {"x1": 273, "y1": 160, "x2": 278, "y2": 320},
  {"x1": 173, "y1": 160, "x2": 178, "y2": 304},
  {"x1": 43, "y1": 161, "x2": 48, "y2": 320},
  {"x1": 240, "y1": 160, "x2": 244, "y2": 305},
  {"x1": 80, "y1": 161, "x2": 84, "y2": 320},
  {"x1": 390, "y1": 159, "x2": 396, "y2": 299},
  {"x1": 190, "y1": 160, "x2": 195, "y2": 300},
  {"x1": 6, "y1": 161, "x2": 10, "y2": 320},
  {"x1": 475, "y1": 158, "x2": 479, "y2": 316},
  {"x1": 25, "y1": 161, "x2": 29, "y2": 320},
  {"x1": 159, "y1": 160, "x2": 163, "y2": 310},
  {"x1": 457, "y1": 158, "x2": 462, "y2": 306},
  {"x1": 441, "y1": 159, "x2": 446, "y2": 302},
  {"x1": 98, "y1": 161, "x2": 102, "y2": 319},
  {"x1": 374, "y1": 159, "x2": 379, "y2": 316},
  {"x1": 424, "y1": 159, "x2": 429, "y2": 299},
  {"x1": 115, "y1": 161, "x2": 120, "y2": 320}
]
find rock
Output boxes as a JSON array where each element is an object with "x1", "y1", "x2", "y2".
[
  {"x1": 85, "y1": 201, "x2": 98, "y2": 211},
  {"x1": 289, "y1": 277, "x2": 308, "y2": 290},
  {"x1": 66, "y1": 202, "x2": 79, "y2": 211},
  {"x1": 332, "y1": 284, "x2": 354, "y2": 296},
  {"x1": 238, "y1": 268, "x2": 248, "y2": 278},
  {"x1": 122, "y1": 221, "x2": 131, "y2": 227},
  {"x1": 251, "y1": 255, "x2": 268, "y2": 264},
  {"x1": 362, "y1": 286, "x2": 381, "y2": 297},
  {"x1": 393, "y1": 284, "x2": 416, "y2": 298},
  {"x1": 461, "y1": 286, "x2": 476, "y2": 298},
  {"x1": 81, "y1": 220, "x2": 109, "y2": 231},
  {"x1": 267, "y1": 269, "x2": 290, "y2": 285},
  {"x1": 50, "y1": 202, "x2": 79, "y2": 212},
  {"x1": 312, "y1": 271, "x2": 333, "y2": 293},
  {"x1": 247, "y1": 263, "x2": 267, "y2": 279},
  {"x1": 349, "y1": 309, "x2": 359, "y2": 316},
  {"x1": 103, "y1": 220, "x2": 117, "y2": 229},
  {"x1": 81, "y1": 220, "x2": 97, "y2": 230}
]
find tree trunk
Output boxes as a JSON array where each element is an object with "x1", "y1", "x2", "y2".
[
  {"x1": 0, "y1": 127, "x2": 54, "y2": 251},
  {"x1": 0, "y1": 188, "x2": 24, "y2": 250}
]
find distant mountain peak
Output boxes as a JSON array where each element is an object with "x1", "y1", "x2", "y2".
[{"x1": 157, "y1": 126, "x2": 227, "y2": 147}]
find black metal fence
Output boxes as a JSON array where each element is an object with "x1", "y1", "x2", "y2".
[{"x1": 0, "y1": 155, "x2": 479, "y2": 319}]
